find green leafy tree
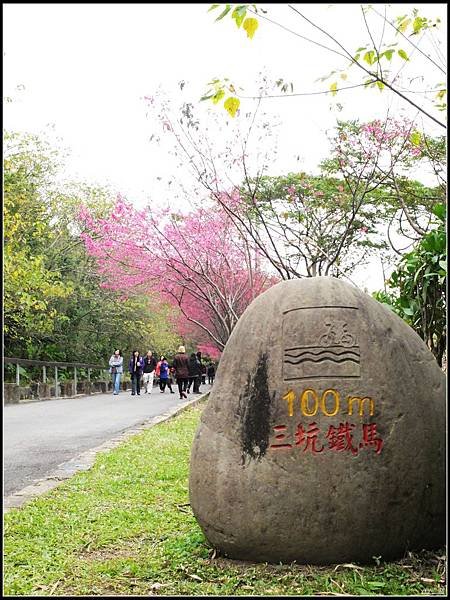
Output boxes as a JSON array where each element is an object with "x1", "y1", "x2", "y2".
[
  {"x1": 233, "y1": 171, "x2": 387, "y2": 279},
  {"x1": 3, "y1": 132, "x2": 72, "y2": 356},
  {"x1": 373, "y1": 204, "x2": 446, "y2": 366}
]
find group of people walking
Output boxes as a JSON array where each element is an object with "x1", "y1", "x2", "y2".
[{"x1": 108, "y1": 346, "x2": 216, "y2": 400}]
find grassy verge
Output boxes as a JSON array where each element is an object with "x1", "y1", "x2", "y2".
[{"x1": 4, "y1": 402, "x2": 446, "y2": 596}]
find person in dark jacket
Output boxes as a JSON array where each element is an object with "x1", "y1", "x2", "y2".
[
  {"x1": 201, "y1": 363, "x2": 207, "y2": 385},
  {"x1": 187, "y1": 352, "x2": 202, "y2": 394},
  {"x1": 194, "y1": 351, "x2": 203, "y2": 393},
  {"x1": 172, "y1": 345, "x2": 189, "y2": 399},
  {"x1": 129, "y1": 350, "x2": 144, "y2": 396},
  {"x1": 207, "y1": 362, "x2": 215, "y2": 385},
  {"x1": 142, "y1": 350, "x2": 157, "y2": 394},
  {"x1": 167, "y1": 365, "x2": 176, "y2": 394}
]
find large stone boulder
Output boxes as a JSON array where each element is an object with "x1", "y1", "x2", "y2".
[{"x1": 189, "y1": 277, "x2": 445, "y2": 564}]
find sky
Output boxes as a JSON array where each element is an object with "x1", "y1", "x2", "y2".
[{"x1": 3, "y1": 3, "x2": 447, "y2": 291}]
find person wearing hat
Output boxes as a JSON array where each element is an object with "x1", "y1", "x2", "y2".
[{"x1": 172, "y1": 345, "x2": 189, "y2": 399}]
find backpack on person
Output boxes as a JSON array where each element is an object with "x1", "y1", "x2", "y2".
[{"x1": 160, "y1": 361, "x2": 169, "y2": 378}]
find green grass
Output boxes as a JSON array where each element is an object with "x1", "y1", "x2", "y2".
[{"x1": 4, "y1": 402, "x2": 446, "y2": 596}]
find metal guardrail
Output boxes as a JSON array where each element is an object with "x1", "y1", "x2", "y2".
[{"x1": 3, "y1": 357, "x2": 109, "y2": 398}]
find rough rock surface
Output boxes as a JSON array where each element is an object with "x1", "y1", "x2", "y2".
[{"x1": 189, "y1": 277, "x2": 445, "y2": 564}]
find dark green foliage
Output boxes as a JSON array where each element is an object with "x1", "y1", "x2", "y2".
[{"x1": 373, "y1": 204, "x2": 446, "y2": 366}]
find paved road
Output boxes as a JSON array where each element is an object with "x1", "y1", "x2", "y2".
[{"x1": 4, "y1": 386, "x2": 211, "y2": 496}]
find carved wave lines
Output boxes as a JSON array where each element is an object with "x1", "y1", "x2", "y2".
[{"x1": 284, "y1": 346, "x2": 360, "y2": 367}]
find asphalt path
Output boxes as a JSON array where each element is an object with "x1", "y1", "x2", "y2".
[{"x1": 4, "y1": 385, "x2": 211, "y2": 496}]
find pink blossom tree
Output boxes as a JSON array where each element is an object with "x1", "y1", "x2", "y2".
[
  {"x1": 322, "y1": 116, "x2": 445, "y2": 254},
  {"x1": 78, "y1": 197, "x2": 277, "y2": 352}
]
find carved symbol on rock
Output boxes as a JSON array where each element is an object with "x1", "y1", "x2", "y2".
[
  {"x1": 319, "y1": 321, "x2": 356, "y2": 347},
  {"x1": 282, "y1": 307, "x2": 361, "y2": 380}
]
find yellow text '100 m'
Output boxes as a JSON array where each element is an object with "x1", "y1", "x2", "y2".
[{"x1": 283, "y1": 389, "x2": 375, "y2": 418}]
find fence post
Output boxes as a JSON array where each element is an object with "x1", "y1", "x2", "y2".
[
  {"x1": 87, "y1": 368, "x2": 91, "y2": 382},
  {"x1": 16, "y1": 363, "x2": 20, "y2": 386},
  {"x1": 55, "y1": 366, "x2": 59, "y2": 398},
  {"x1": 43, "y1": 365, "x2": 47, "y2": 383},
  {"x1": 74, "y1": 366, "x2": 77, "y2": 396}
]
